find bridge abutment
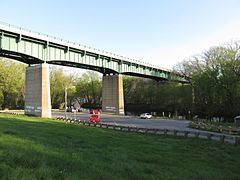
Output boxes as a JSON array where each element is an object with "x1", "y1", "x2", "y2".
[
  {"x1": 102, "y1": 74, "x2": 125, "y2": 115},
  {"x1": 24, "y1": 63, "x2": 52, "y2": 118}
]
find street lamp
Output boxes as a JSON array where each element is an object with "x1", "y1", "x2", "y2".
[{"x1": 64, "y1": 85, "x2": 76, "y2": 119}]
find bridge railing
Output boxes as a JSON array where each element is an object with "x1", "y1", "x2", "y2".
[{"x1": 0, "y1": 21, "x2": 171, "y2": 72}]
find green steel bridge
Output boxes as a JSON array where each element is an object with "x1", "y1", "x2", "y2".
[{"x1": 0, "y1": 22, "x2": 188, "y2": 82}]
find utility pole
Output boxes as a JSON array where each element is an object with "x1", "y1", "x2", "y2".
[{"x1": 65, "y1": 86, "x2": 67, "y2": 119}]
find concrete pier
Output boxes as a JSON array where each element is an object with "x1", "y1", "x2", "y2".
[
  {"x1": 102, "y1": 74, "x2": 125, "y2": 115},
  {"x1": 24, "y1": 63, "x2": 51, "y2": 118}
]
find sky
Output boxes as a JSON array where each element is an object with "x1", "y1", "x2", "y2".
[{"x1": 1, "y1": 0, "x2": 240, "y2": 69}]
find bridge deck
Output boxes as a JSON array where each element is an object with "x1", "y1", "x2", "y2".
[{"x1": 0, "y1": 21, "x2": 188, "y2": 82}]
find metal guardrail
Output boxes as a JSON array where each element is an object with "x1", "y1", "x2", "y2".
[
  {"x1": 2, "y1": 111, "x2": 237, "y2": 144},
  {"x1": 189, "y1": 121, "x2": 240, "y2": 135},
  {"x1": 55, "y1": 116, "x2": 240, "y2": 145}
]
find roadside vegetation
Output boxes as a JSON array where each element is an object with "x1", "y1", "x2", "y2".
[
  {"x1": 0, "y1": 60, "x2": 25, "y2": 109},
  {"x1": 1, "y1": 114, "x2": 240, "y2": 179},
  {"x1": 189, "y1": 121, "x2": 240, "y2": 135}
]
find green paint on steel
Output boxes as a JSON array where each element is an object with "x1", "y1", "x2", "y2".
[
  {"x1": 0, "y1": 32, "x2": 3, "y2": 49},
  {"x1": 0, "y1": 22, "x2": 188, "y2": 83}
]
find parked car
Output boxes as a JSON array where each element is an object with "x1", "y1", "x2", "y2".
[
  {"x1": 66, "y1": 108, "x2": 77, "y2": 113},
  {"x1": 77, "y1": 108, "x2": 83, "y2": 112},
  {"x1": 140, "y1": 113, "x2": 152, "y2": 119}
]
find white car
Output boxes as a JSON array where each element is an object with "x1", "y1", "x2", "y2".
[{"x1": 140, "y1": 113, "x2": 152, "y2": 119}]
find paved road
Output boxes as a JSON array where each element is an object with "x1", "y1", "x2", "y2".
[
  {"x1": 52, "y1": 111, "x2": 239, "y2": 143},
  {"x1": 52, "y1": 111, "x2": 190, "y2": 130},
  {"x1": 1, "y1": 110, "x2": 190, "y2": 130},
  {"x1": 3, "y1": 110, "x2": 239, "y2": 143}
]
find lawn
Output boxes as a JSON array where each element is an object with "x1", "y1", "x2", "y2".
[{"x1": 0, "y1": 114, "x2": 240, "y2": 179}]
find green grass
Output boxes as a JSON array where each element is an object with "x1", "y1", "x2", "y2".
[{"x1": 0, "y1": 114, "x2": 240, "y2": 180}]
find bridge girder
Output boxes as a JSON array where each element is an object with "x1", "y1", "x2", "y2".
[{"x1": 0, "y1": 22, "x2": 189, "y2": 83}]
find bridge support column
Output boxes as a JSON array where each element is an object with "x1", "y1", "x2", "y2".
[
  {"x1": 24, "y1": 63, "x2": 51, "y2": 118},
  {"x1": 102, "y1": 74, "x2": 125, "y2": 115}
]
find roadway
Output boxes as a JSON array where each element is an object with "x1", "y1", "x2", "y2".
[
  {"x1": 52, "y1": 111, "x2": 239, "y2": 143},
  {"x1": 3, "y1": 110, "x2": 238, "y2": 143},
  {"x1": 52, "y1": 111, "x2": 190, "y2": 130}
]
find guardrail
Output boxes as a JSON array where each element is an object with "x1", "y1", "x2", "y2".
[
  {"x1": 0, "y1": 111, "x2": 22, "y2": 115},
  {"x1": 1, "y1": 111, "x2": 239, "y2": 145},
  {"x1": 189, "y1": 121, "x2": 240, "y2": 135},
  {"x1": 55, "y1": 116, "x2": 240, "y2": 145}
]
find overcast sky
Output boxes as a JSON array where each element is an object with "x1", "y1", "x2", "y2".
[{"x1": 1, "y1": 0, "x2": 240, "y2": 69}]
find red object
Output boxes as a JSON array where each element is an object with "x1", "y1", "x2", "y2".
[{"x1": 89, "y1": 109, "x2": 100, "y2": 123}]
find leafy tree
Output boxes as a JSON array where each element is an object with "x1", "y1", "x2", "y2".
[
  {"x1": 123, "y1": 75, "x2": 191, "y2": 116},
  {"x1": 50, "y1": 67, "x2": 77, "y2": 109},
  {"x1": 75, "y1": 71, "x2": 102, "y2": 108},
  {"x1": 0, "y1": 58, "x2": 25, "y2": 109},
  {"x1": 175, "y1": 42, "x2": 240, "y2": 121}
]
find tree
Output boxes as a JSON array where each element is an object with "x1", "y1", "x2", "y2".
[
  {"x1": 50, "y1": 67, "x2": 77, "y2": 109},
  {"x1": 174, "y1": 42, "x2": 240, "y2": 121},
  {"x1": 75, "y1": 71, "x2": 102, "y2": 108},
  {"x1": 0, "y1": 58, "x2": 25, "y2": 109},
  {"x1": 123, "y1": 75, "x2": 192, "y2": 116}
]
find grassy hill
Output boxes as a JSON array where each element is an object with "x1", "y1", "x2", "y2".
[{"x1": 0, "y1": 114, "x2": 240, "y2": 179}]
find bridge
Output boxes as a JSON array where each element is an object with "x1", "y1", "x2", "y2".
[{"x1": 0, "y1": 22, "x2": 188, "y2": 117}]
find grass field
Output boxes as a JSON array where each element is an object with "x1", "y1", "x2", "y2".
[{"x1": 0, "y1": 114, "x2": 240, "y2": 179}]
